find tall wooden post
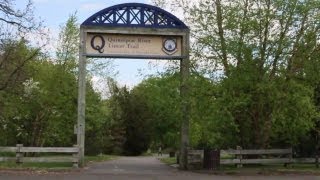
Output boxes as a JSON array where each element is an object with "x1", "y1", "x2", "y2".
[
  {"x1": 77, "y1": 29, "x2": 86, "y2": 167},
  {"x1": 179, "y1": 31, "x2": 190, "y2": 170}
]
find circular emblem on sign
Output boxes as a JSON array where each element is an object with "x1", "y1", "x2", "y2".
[{"x1": 162, "y1": 38, "x2": 177, "y2": 55}]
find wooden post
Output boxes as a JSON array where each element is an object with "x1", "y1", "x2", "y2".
[
  {"x1": 73, "y1": 145, "x2": 79, "y2": 168},
  {"x1": 316, "y1": 144, "x2": 319, "y2": 168},
  {"x1": 77, "y1": 28, "x2": 86, "y2": 167},
  {"x1": 179, "y1": 31, "x2": 190, "y2": 170},
  {"x1": 290, "y1": 147, "x2": 293, "y2": 163},
  {"x1": 16, "y1": 144, "x2": 23, "y2": 164},
  {"x1": 316, "y1": 142, "x2": 319, "y2": 168},
  {"x1": 236, "y1": 146, "x2": 242, "y2": 168},
  {"x1": 285, "y1": 147, "x2": 293, "y2": 168}
]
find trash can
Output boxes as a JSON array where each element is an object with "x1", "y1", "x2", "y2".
[
  {"x1": 203, "y1": 149, "x2": 220, "y2": 170},
  {"x1": 176, "y1": 152, "x2": 180, "y2": 164},
  {"x1": 169, "y1": 151, "x2": 175, "y2": 157}
]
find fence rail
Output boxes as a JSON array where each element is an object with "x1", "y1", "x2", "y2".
[
  {"x1": 0, "y1": 144, "x2": 79, "y2": 167},
  {"x1": 221, "y1": 148, "x2": 292, "y2": 155},
  {"x1": 187, "y1": 147, "x2": 320, "y2": 168}
]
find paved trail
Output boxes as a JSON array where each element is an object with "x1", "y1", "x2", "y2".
[{"x1": 0, "y1": 156, "x2": 319, "y2": 180}]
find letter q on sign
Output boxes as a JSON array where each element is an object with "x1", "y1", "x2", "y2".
[{"x1": 90, "y1": 35, "x2": 105, "y2": 53}]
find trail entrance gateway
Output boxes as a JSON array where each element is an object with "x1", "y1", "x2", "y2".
[{"x1": 78, "y1": 3, "x2": 190, "y2": 169}]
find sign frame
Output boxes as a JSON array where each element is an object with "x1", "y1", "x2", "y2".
[
  {"x1": 77, "y1": 3, "x2": 190, "y2": 169},
  {"x1": 82, "y1": 27, "x2": 188, "y2": 59}
]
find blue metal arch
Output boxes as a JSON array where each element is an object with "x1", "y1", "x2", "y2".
[{"x1": 81, "y1": 3, "x2": 188, "y2": 29}]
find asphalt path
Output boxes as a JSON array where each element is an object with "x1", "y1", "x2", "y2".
[{"x1": 0, "y1": 156, "x2": 320, "y2": 180}]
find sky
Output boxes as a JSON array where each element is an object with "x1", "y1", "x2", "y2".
[{"x1": 16, "y1": 0, "x2": 173, "y2": 95}]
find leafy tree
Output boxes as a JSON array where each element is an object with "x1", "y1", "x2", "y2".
[
  {"x1": 56, "y1": 12, "x2": 79, "y2": 69},
  {"x1": 133, "y1": 74, "x2": 180, "y2": 151},
  {"x1": 104, "y1": 78, "x2": 154, "y2": 155},
  {"x1": 0, "y1": 0, "x2": 43, "y2": 91},
  {"x1": 85, "y1": 80, "x2": 110, "y2": 155},
  {"x1": 123, "y1": 88, "x2": 152, "y2": 155},
  {"x1": 0, "y1": 40, "x2": 39, "y2": 145},
  {"x1": 155, "y1": 0, "x2": 320, "y2": 149},
  {"x1": 0, "y1": 39, "x2": 39, "y2": 91}
]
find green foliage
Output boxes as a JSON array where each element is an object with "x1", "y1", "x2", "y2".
[
  {"x1": 1, "y1": 0, "x2": 320, "y2": 159},
  {"x1": 0, "y1": 56, "x2": 78, "y2": 147},
  {"x1": 0, "y1": 14, "x2": 110, "y2": 156},
  {"x1": 85, "y1": 81, "x2": 111, "y2": 155},
  {"x1": 172, "y1": 0, "x2": 320, "y2": 149},
  {"x1": 56, "y1": 12, "x2": 79, "y2": 69},
  {"x1": 159, "y1": 157, "x2": 176, "y2": 165},
  {"x1": 134, "y1": 74, "x2": 180, "y2": 150},
  {"x1": 105, "y1": 80, "x2": 153, "y2": 156}
]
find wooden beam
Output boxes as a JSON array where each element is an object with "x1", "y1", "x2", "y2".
[
  {"x1": 292, "y1": 158, "x2": 316, "y2": 163},
  {"x1": 220, "y1": 159, "x2": 241, "y2": 165},
  {"x1": 241, "y1": 158, "x2": 291, "y2": 164},
  {"x1": 0, "y1": 147, "x2": 17, "y2": 152},
  {"x1": 179, "y1": 31, "x2": 190, "y2": 170},
  {"x1": 22, "y1": 157, "x2": 78, "y2": 163},
  {"x1": 77, "y1": 28, "x2": 87, "y2": 168},
  {"x1": 221, "y1": 148, "x2": 292, "y2": 155},
  {"x1": 20, "y1": 147, "x2": 78, "y2": 153},
  {"x1": 0, "y1": 157, "x2": 16, "y2": 162}
]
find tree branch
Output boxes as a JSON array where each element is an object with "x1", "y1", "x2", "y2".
[
  {"x1": 0, "y1": 48, "x2": 40, "y2": 91},
  {"x1": 259, "y1": 0, "x2": 271, "y2": 70},
  {"x1": 215, "y1": 0, "x2": 229, "y2": 76},
  {"x1": 236, "y1": 0, "x2": 249, "y2": 66},
  {"x1": 269, "y1": 0, "x2": 298, "y2": 79},
  {"x1": 0, "y1": 17, "x2": 28, "y2": 29}
]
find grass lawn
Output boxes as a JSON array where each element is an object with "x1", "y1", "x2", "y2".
[
  {"x1": 200, "y1": 164, "x2": 320, "y2": 175},
  {"x1": 0, "y1": 161, "x2": 74, "y2": 170},
  {"x1": 85, "y1": 154, "x2": 117, "y2": 164},
  {"x1": 159, "y1": 157, "x2": 320, "y2": 175},
  {"x1": 159, "y1": 157, "x2": 176, "y2": 165},
  {"x1": 0, "y1": 154, "x2": 117, "y2": 170}
]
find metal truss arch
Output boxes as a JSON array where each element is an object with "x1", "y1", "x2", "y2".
[{"x1": 81, "y1": 3, "x2": 188, "y2": 29}]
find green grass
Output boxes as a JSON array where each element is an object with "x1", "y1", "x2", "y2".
[
  {"x1": 0, "y1": 161, "x2": 73, "y2": 170},
  {"x1": 159, "y1": 157, "x2": 176, "y2": 165},
  {"x1": 210, "y1": 163, "x2": 320, "y2": 175},
  {"x1": 85, "y1": 154, "x2": 117, "y2": 164},
  {"x1": 159, "y1": 157, "x2": 320, "y2": 175},
  {"x1": 140, "y1": 149, "x2": 153, "y2": 156},
  {"x1": 0, "y1": 154, "x2": 117, "y2": 170}
]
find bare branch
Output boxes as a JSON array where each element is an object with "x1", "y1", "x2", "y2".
[
  {"x1": 215, "y1": 0, "x2": 229, "y2": 76},
  {"x1": 269, "y1": 0, "x2": 298, "y2": 79},
  {"x1": 0, "y1": 47, "x2": 40, "y2": 91}
]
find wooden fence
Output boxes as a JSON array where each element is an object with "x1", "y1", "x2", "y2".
[
  {"x1": 221, "y1": 147, "x2": 293, "y2": 167},
  {"x1": 188, "y1": 147, "x2": 320, "y2": 168},
  {"x1": 0, "y1": 144, "x2": 79, "y2": 167}
]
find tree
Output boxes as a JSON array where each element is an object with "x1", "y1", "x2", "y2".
[
  {"x1": 56, "y1": 12, "x2": 79, "y2": 69},
  {"x1": 0, "y1": 40, "x2": 39, "y2": 91},
  {"x1": 154, "y1": 0, "x2": 320, "y2": 149},
  {"x1": 105, "y1": 79, "x2": 153, "y2": 156},
  {"x1": 123, "y1": 88, "x2": 152, "y2": 156},
  {"x1": 0, "y1": 0, "x2": 43, "y2": 91},
  {"x1": 0, "y1": 40, "x2": 40, "y2": 146},
  {"x1": 133, "y1": 74, "x2": 181, "y2": 151},
  {"x1": 0, "y1": 0, "x2": 39, "y2": 33}
]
